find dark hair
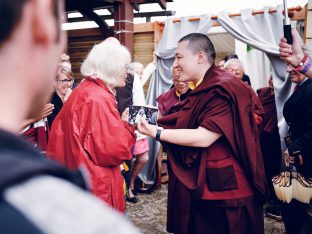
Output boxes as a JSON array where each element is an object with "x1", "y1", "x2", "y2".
[
  {"x1": 224, "y1": 54, "x2": 238, "y2": 62},
  {"x1": 0, "y1": 0, "x2": 61, "y2": 46},
  {"x1": 178, "y1": 33, "x2": 216, "y2": 64}
]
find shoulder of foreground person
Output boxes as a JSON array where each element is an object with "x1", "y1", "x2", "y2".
[{"x1": 1, "y1": 175, "x2": 140, "y2": 234}]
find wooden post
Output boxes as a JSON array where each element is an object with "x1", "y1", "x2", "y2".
[
  {"x1": 114, "y1": 0, "x2": 134, "y2": 58},
  {"x1": 306, "y1": 1, "x2": 312, "y2": 45}
]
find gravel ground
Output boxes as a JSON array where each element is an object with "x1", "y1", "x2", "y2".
[{"x1": 126, "y1": 184, "x2": 285, "y2": 234}]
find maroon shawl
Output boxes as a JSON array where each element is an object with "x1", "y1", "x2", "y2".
[{"x1": 158, "y1": 64, "x2": 269, "y2": 202}]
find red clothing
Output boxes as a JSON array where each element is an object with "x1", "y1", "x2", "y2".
[
  {"x1": 242, "y1": 83, "x2": 264, "y2": 125},
  {"x1": 21, "y1": 121, "x2": 49, "y2": 152},
  {"x1": 156, "y1": 87, "x2": 191, "y2": 116},
  {"x1": 257, "y1": 87, "x2": 278, "y2": 134},
  {"x1": 158, "y1": 65, "x2": 268, "y2": 233},
  {"x1": 47, "y1": 78, "x2": 135, "y2": 212}
]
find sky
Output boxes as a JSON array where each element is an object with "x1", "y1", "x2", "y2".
[
  {"x1": 164, "y1": 0, "x2": 308, "y2": 17},
  {"x1": 63, "y1": 0, "x2": 308, "y2": 30}
]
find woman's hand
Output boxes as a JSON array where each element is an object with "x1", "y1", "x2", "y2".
[
  {"x1": 137, "y1": 118, "x2": 157, "y2": 138},
  {"x1": 63, "y1": 88, "x2": 72, "y2": 103},
  {"x1": 121, "y1": 108, "x2": 129, "y2": 122},
  {"x1": 40, "y1": 103, "x2": 54, "y2": 120}
]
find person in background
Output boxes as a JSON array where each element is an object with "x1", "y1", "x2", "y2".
[
  {"x1": 224, "y1": 54, "x2": 252, "y2": 86},
  {"x1": 128, "y1": 52, "x2": 157, "y2": 86},
  {"x1": 47, "y1": 40, "x2": 136, "y2": 212},
  {"x1": 281, "y1": 46, "x2": 312, "y2": 234},
  {"x1": 125, "y1": 61, "x2": 151, "y2": 203},
  {"x1": 138, "y1": 33, "x2": 268, "y2": 234},
  {"x1": 156, "y1": 67, "x2": 190, "y2": 118},
  {"x1": 279, "y1": 28, "x2": 312, "y2": 80},
  {"x1": 47, "y1": 56, "x2": 73, "y2": 128},
  {"x1": 257, "y1": 75, "x2": 282, "y2": 221},
  {"x1": 224, "y1": 58, "x2": 264, "y2": 125},
  {"x1": 0, "y1": 0, "x2": 139, "y2": 233},
  {"x1": 20, "y1": 103, "x2": 54, "y2": 152},
  {"x1": 217, "y1": 59, "x2": 225, "y2": 69},
  {"x1": 156, "y1": 66, "x2": 191, "y2": 190}
]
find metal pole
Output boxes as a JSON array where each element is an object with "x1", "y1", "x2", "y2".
[{"x1": 283, "y1": 0, "x2": 293, "y2": 44}]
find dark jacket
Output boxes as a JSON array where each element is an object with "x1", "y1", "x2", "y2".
[
  {"x1": 0, "y1": 129, "x2": 86, "y2": 234},
  {"x1": 47, "y1": 92, "x2": 63, "y2": 128},
  {"x1": 116, "y1": 73, "x2": 134, "y2": 114},
  {"x1": 283, "y1": 78, "x2": 312, "y2": 177}
]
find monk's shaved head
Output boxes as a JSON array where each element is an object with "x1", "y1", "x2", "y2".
[{"x1": 178, "y1": 33, "x2": 216, "y2": 64}]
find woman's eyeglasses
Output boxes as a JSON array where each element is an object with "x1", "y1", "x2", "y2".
[{"x1": 57, "y1": 79, "x2": 74, "y2": 85}]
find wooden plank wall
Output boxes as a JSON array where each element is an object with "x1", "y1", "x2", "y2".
[
  {"x1": 67, "y1": 22, "x2": 164, "y2": 88},
  {"x1": 67, "y1": 28, "x2": 106, "y2": 81}
]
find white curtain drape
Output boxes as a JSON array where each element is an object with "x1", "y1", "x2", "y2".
[{"x1": 217, "y1": 5, "x2": 292, "y2": 151}]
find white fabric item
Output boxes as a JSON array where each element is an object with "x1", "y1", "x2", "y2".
[
  {"x1": 141, "y1": 62, "x2": 156, "y2": 86},
  {"x1": 4, "y1": 176, "x2": 140, "y2": 234},
  {"x1": 33, "y1": 118, "x2": 47, "y2": 129},
  {"x1": 132, "y1": 74, "x2": 146, "y2": 106},
  {"x1": 245, "y1": 46, "x2": 272, "y2": 91},
  {"x1": 217, "y1": 4, "x2": 292, "y2": 150},
  {"x1": 132, "y1": 74, "x2": 147, "y2": 140}
]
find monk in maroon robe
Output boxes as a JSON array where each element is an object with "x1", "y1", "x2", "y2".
[
  {"x1": 257, "y1": 77, "x2": 282, "y2": 180},
  {"x1": 157, "y1": 67, "x2": 190, "y2": 117},
  {"x1": 138, "y1": 33, "x2": 268, "y2": 234}
]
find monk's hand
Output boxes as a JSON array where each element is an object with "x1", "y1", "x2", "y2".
[
  {"x1": 137, "y1": 118, "x2": 157, "y2": 138},
  {"x1": 121, "y1": 108, "x2": 129, "y2": 122},
  {"x1": 279, "y1": 28, "x2": 304, "y2": 67}
]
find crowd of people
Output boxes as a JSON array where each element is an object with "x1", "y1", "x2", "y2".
[{"x1": 0, "y1": 1, "x2": 312, "y2": 234}]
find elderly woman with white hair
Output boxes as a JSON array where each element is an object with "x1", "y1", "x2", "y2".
[{"x1": 47, "y1": 41, "x2": 136, "y2": 212}]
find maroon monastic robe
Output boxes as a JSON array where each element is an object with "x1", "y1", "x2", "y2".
[
  {"x1": 257, "y1": 87, "x2": 281, "y2": 184},
  {"x1": 156, "y1": 88, "x2": 179, "y2": 117},
  {"x1": 158, "y1": 65, "x2": 268, "y2": 234},
  {"x1": 47, "y1": 78, "x2": 136, "y2": 212},
  {"x1": 258, "y1": 87, "x2": 278, "y2": 134}
]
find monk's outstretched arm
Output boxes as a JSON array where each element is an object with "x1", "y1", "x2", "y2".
[{"x1": 137, "y1": 119, "x2": 221, "y2": 148}]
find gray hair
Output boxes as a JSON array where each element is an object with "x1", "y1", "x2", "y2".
[
  {"x1": 81, "y1": 41, "x2": 130, "y2": 87},
  {"x1": 224, "y1": 58, "x2": 245, "y2": 73},
  {"x1": 127, "y1": 62, "x2": 144, "y2": 75}
]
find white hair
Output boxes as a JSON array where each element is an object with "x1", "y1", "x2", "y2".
[
  {"x1": 81, "y1": 41, "x2": 131, "y2": 87},
  {"x1": 224, "y1": 58, "x2": 245, "y2": 73}
]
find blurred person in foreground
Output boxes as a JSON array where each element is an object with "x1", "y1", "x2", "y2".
[
  {"x1": 138, "y1": 33, "x2": 268, "y2": 234},
  {"x1": 47, "y1": 39, "x2": 136, "y2": 213},
  {"x1": 0, "y1": 0, "x2": 138, "y2": 233}
]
